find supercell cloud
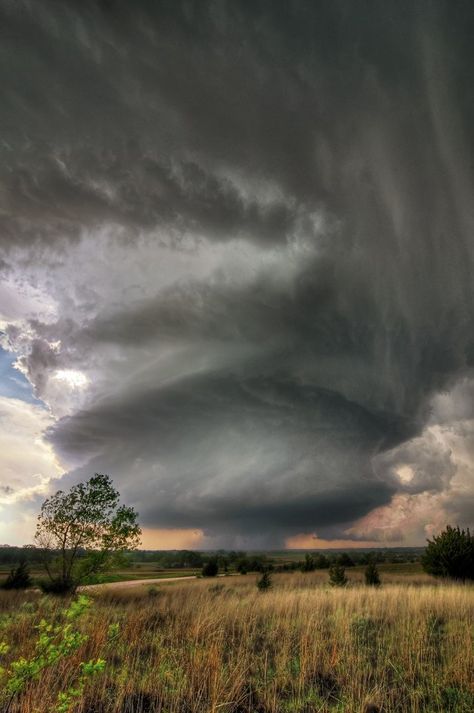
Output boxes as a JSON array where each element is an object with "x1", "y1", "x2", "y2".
[{"x1": 1, "y1": 0, "x2": 474, "y2": 546}]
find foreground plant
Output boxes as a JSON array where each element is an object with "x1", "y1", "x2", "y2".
[{"x1": 0, "y1": 595, "x2": 105, "y2": 713}]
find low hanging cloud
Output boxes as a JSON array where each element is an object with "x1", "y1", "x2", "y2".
[{"x1": 1, "y1": 1, "x2": 474, "y2": 545}]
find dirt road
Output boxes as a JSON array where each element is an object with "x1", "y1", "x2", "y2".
[
  {"x1": 81, "y1": 572, "x2": 243, "y2": 591},
  {"x1": 81, "y1": 575, "x2": 198, "y2": 591}
]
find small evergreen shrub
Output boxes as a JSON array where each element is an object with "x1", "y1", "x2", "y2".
[
  {"x1": 202, "y1": 559, "x2": 219, "y2": 577},
  {"x1": 364, "y1": 560, "x2": 381, "y2": 587},
  {"x1": 257, "y1": 571, "x2": 272, "y2": 591},
  {"x1": 328, "y1": 563, "x2": 347, "y2": 587}
]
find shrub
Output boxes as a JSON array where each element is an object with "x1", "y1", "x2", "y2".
[
  {"x1": 337, "y1": 553, "x2": 355, "y2": 567},
  {"x1": 257, "y1": 571, "x2": 272, "y2": 591},
  {"x1": 364, "y1": 560, "x2": 381, "y2": 587},
  {"x1": 0, "y1": 595, "x2": 105, "y2": 713},
  {"x1": 422, "y1": 525, "x2": 474, "y2": 581},
  {"x1": 38, "y1": 578, "x2": 76, "y2": 595},
  {"x1": 1, "y1": 561, "x2": 32, "y2": 590},
  {"x1": 236, "y1": 559, "x2": 248, "y2": 574},
  {"x1": 328, "y1": 563, "x2": 347, "y2": 587},
  {"x1": 202, "y1": 559, "x2": 219, "y2": 577},
  {"x1": 301, "y1": 553, "x2": 316, "y2": 572},
  {"x1": 314, "y1": 553, "x2": 330, "y2": 569}
]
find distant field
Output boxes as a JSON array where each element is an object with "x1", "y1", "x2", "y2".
[
  {"x1": 0, "y1": 557, "x2": 425, "y2": 586},
  {"x1": 0, "y1": 562, "x2": 426, "y2": 593},
  {"x1": 0, "y1": 564, "x2": 200, "y2": 585},
  {"x1": 0, "y1": 572, "x2": 472, "y2": 712}
]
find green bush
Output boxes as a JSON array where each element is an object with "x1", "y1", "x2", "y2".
[
  {"x1": 422, "y1": 525, "x2": 474, "y2": 581},
  {"x1": 1, "y1": 561, "x2": 32, "y2": 590},
  {"x1": 328, "y1": 563, "x2": 347, "y2": 587},
  {"x1": 301, "y1": 553, "x2": 316, "y2": 572},
  {"x1": 0, "y1": 595, "x2": 106, "y2": 713},
  {"x1": 202, "y1": 559, "x2": 219, "y2": 577},
  {"x1": 257, "y1": 571, "x2": 272, "y2": 591},
  {"x1": 38, "y1": 578, "x2": 76, "y2": 595},
  {"x1": 364, "y1": 560, "x2": 381, "y2": 587}
]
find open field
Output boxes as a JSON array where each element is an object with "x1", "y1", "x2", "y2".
[
  {"x1": 0, "y1": 565, "x2": 200, "y2": 586},
  {"x1": 0, "y1": 559, "x2": 426, "y2": 589},
  {"x1": 1, "y1": 572, "x2": 473, "y2": 713}
]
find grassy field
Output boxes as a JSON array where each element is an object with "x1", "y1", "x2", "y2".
[
  {"x1": 0, "y1": 571, "x2": 473, "y2": 712},
  {"x1": 0, "y1": 564, "x2": 200, "y2": 586},
  {"x1": 0, "y1": 561, "x2": 426, "y2": 587}
]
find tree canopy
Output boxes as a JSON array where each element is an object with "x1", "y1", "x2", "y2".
[
  {"x1": 35, "y1": 473, "x2": 141, "y2": 593},
  {"x1": 422, "y1": 525, "x2": 474, "y2": 581}
]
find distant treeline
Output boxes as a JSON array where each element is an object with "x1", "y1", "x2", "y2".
[
  {"x1": 0, "y1": 546, "x2": 422, "y2": 570},
  {"x1": 131, "y1": 548, "x2": 422, "y2": 573},
  {"x1": 0, "y1": 546, "x2": 45, "y2": 565}
]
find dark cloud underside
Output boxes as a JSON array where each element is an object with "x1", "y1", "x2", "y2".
[{"x1": 1, "y1": 0, "x2": 474, "y2": 544}]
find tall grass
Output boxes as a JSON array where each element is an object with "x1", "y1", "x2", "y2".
[{"x1": 1, "y1": 574, "x2": 473, "y2": 712}]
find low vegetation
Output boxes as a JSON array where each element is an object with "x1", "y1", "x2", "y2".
[
  {"x1": 1, "y1": 476, "x2": 472, "y2": 712},
  {"x1": 1, "y1": 562, "x2": 32, "y2": 591},
  {"x1": 0, "y1": 573, "x2": 472, "y2": 712}
]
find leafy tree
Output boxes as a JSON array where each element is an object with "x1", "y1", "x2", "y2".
[
  {"x1": 301, "y1": 553, "x2": 316, "y2": 572},
  {"x1": 364, "y1": 559, "x2": 381, "y2": 587},
  {"x1": 202, "y1": 558, "x2": 219, "y2": 577},
  {"x1": 328, "y1": 563, "x2": 348, "y2": 587},
  {"x1": 1, "y1": 561, "x2": 32, "y2": 590},
  {"x1": 257, "y1": 571, "x2": 272, "y2": 591},
  {"x1": 35, "y1": 473, "x2": 141, "y2": 594},
  {"x1": 337, "y1": 553, "x2": 355, "y2": 567},
  {"x1": 422, "y1": 525, "x2": 474, "y2": 581},
  {"x1": 314, "y1": 553, "x2": 330, "y2": 569},
  {"x1": 237, "y1": 558, "x2": 248, "y2": 574},
  {"x1": 236, "y1": 555, "x2": 272, "y2": 574}
]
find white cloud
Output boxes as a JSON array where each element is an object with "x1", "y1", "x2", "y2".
[{"x1": 0, "y1": 396, "x2": 63, "y2": 510}]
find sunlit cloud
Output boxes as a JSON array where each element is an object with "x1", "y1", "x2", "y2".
[
  {"x1": 140, "y1": 528, "x2": 205, "y2": 550},
  {"x1": 285, "y1": 534, "x2": 382, "y2": 550},
  {"x1": 53, "y1": 369, "x2": 89, "y2": 389},
  {"x1": 0, "y1": 396, "x2": 65, "y2": 543}
]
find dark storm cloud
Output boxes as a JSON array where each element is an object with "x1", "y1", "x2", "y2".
[
  {"x1": 48, "y1": 373, "x2": 398, "y2": 539},
  {"x1": 2, "y1": 1, "x2": 471, "y2": 248},
  {"x1": 2, "y1": 1, "x2": 474, "y2": 543}
]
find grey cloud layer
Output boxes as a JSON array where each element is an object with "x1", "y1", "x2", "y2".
[{"x1": 2, "y1": 1, "x2": 474, "y2": 544}]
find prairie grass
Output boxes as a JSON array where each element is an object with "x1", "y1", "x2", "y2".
[{"x1": 0, "y1": 574, "x2": 473, "y2": 712}]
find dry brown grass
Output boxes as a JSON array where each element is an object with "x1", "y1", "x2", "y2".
[{"x1": 1, "y1": 574, "x2": 473, "y2": 712}]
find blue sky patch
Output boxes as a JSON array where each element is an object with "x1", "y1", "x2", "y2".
[{"x1": 0, "y1": 346, "x2": 43, "y2": 405}]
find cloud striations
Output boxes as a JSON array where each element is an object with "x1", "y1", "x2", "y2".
[{"x1": 1, "y1": 0, "x2": 474, "y2": 546}]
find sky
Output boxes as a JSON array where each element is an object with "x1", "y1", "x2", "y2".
[{"x1": 1, "y1": 0, "x2": 474, "y2": 549}]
